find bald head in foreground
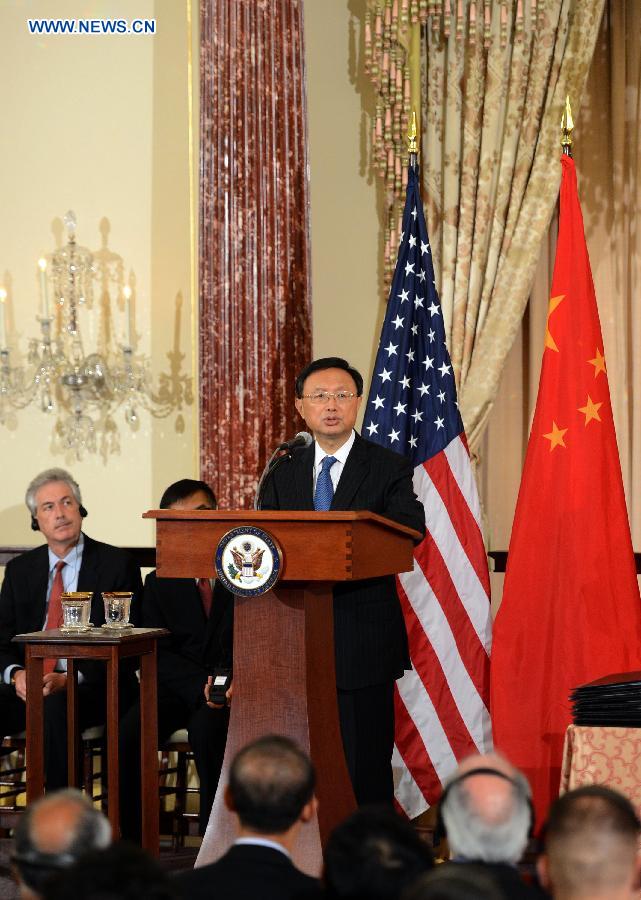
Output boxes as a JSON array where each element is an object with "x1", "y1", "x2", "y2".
[
  {"x1": 538, "y1": 785, "x2": 641, "y2": 900},
  {"x1": 11, "y1": 788, "x2": 111, "y2": 899}
]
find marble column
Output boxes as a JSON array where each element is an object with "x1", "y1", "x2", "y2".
[{"x1": 199, "y1": 0, "x2": 312, "y2": 508}]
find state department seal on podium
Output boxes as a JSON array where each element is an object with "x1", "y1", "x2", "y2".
[{"x1": 215, "y1": 526, "x2": 283, "y2": 596}]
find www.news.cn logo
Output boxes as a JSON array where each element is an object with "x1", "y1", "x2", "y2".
[{"x1": 28, "y1": 18, "x2": 156, "y2": 36}]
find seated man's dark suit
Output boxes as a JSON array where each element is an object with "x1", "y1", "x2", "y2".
[
  {"x1": 175, "y1": 842, "x2": 320, "y2": 900},
  {"x1": 261, "y1": 432, "x2": 425, "y2": 804},
  {"x1": 451, "y1": 862, "x2": 549, "y2": 899},
  {"x1": 119, "y1": 572, "x2": 233, "y2": 837},
  {"x1": 0, "y1": 534, "x2": 142, "y2": 789}
]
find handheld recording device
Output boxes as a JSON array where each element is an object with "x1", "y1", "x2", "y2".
[{"x1": 208, "y1": 667, "x2": 232, "y2": 705}]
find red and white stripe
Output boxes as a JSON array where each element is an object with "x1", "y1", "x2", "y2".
[{"x1": 393, "y1": 433, "x2": 493, "y2": 819}]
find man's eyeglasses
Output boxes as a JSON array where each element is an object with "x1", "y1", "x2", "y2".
[{"x1": 301, "y1": 391, "x2": 358, "y2": 405}]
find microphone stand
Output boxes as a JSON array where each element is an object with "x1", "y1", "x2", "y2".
[
  {"x1": 254, "y1": 432, "x2": 312, "y2": 510},
  {"x1": 254, "y1": 448, "x2": 291, "y2": 511}
]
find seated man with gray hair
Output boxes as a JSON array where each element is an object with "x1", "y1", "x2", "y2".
[
  {"x1": 11, "y1": 788, "x2": 111, "y2": 899},
  {"x1": 438, "y1": 752, "x2": 546, "y2": 899},
  {"x1": 0, "y1": 467, "x2": 142, "y2": 791},
  {"x1": 537, "y1": 785, "x2": 641, "y2": 900}
]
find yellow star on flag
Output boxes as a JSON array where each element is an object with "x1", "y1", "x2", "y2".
[
  {"x1": 545, "y1": 295, "x2": 565, "y2": 352},
  {"x1": 578, "y1": 395, "x2": 602, "y2": 425},
  {"x1": 588, "y1": 348, "x2": 606, "y2": 377},
  {"x1": 543, "y1": 421, "x2": 568, "y2": 451}
]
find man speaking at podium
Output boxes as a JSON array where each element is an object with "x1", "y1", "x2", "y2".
[{"x1": 261, "y1": 357, "x2": 425, "y2": 805}]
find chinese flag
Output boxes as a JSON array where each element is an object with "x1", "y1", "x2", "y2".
[{"x1": 490, "y1": 155, "x2": 641, "y2": 828}]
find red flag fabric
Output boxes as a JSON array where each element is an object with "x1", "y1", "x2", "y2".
[{"x1": 490, "y1": 154, "x2": 641, "y2": 828}]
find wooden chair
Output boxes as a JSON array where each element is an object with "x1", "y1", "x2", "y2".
[
  {"x1": 158, "y1": 729, "x2": 199, "y2": 850},
  {"x1": 0, "y1": 726, "x2": 106, "y2": 834},
  {"x1": 0, "y1": 733, "x2": 26, "y2": 832}
]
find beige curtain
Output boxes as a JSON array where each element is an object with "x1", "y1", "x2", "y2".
[
  {"x1": 421, "y1": 0, "x2": 604, "y2": 451},
  {"x1": 480, "y1": 0, "x2": 641, "y2": 602}
]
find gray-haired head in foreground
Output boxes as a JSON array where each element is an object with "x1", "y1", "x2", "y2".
[
  {"x1": 25, "y1": 468, "x2": 82, "y2": 516},
  {"x1": 440, "y1": 754, "x2": 532, "y2": 865},
  {"x1": 13, "y1": 788, "x2": 111, "y2": 895}
]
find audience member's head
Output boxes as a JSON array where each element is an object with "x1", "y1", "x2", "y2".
[
  {"x1": 401, "y1": 864, "x2": 503, "y2": 900},
  {"x1": 159, "y1": 478, "x2": 217, "y2": 510},
  {"x1": 538, "y1": 785, "x2": 641, "y2": 899},
  {"x1": 225, "y1": 734, "x2": 316, "y2": 840},
  {"x1": 42, "y1": 843, "x2": 178, "y2": 900},
  {"x1": 25, "y1": 469, "x2": 86, "y2": 552},
  {"x1": 12, "y1": 789, "x2": 111, "y2": 899},
  {"x1": 438, "y1": 751, "x2": 532, "y2": 865},
  {"x1": 323, "y1": 806, "x2": 434, "y2": 900}
]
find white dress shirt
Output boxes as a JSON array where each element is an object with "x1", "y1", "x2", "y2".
[
  {"x1": 233, "y1": 837, "x2": 291, "y2": 858},
  {"x1": 4, "y1": 534, "x2": 85, "y2": 683},
  {"x1": 312, "y1": 429, "x2": 356, "y2": 494}
]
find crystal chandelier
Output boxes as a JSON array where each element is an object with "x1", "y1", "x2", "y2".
[{"x1": 0, "y1": 211, "x2": 192, "y2": 459}]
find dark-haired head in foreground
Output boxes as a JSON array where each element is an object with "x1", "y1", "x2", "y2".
[
  {"x1": 401, "y1": 864, "x2": 503, "y2": 900},
  {"x1": 159, "y1": 479, "x2": 217, "y2": 510},
  {"x1": 42, "y1": 843, "x2": 177, "y2": 900},
  {"x1": 12, "y1": 789, "x2": 111, "y2": 899},
  {"x1": 227, "y1": 733, "x2": 316, "y2": 834},
  {"x1": 538, "y1": 785, "x2": 641, "y2": 900},
  {"x1": 174, "y1": 735, "x2": 320, "y2": 900},
  {"x1": 323, "y1": 806, "x2": 434, "y2": 900}
]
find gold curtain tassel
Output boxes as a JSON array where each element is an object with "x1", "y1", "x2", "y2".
[
  {"x1": 484, "y1": 0, "x2": 491, "y2": 49},
  {"x1": 516, "y1": 0, "x2": 524, "y2": 39},
  {"x1": 444, "y1": 0, "x2": 452, "y2": 38},
  {"x1": 500, "y1": 1, "x2": 508, "y2": 49},
  {"x1": 384, "y1": 106, "x2": 393, "y2": 147},
  {"x1": 375, "y1": 6, "x2": 383, "y2": 52}
]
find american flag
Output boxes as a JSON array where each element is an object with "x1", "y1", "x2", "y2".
[{"x1": 364, "y1": 164, "x2": 493, "y2": 817}]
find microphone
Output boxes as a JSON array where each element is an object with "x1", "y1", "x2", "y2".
[
  {"x1": 276, "y1": 431, "x2": 313, "y2": 451},
  {"x1": 254, "y1": 432, "x2": 313, "y2": 510}
]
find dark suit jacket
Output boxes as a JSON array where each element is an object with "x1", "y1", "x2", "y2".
[
  {"x1": 175, "y1": 843, "x2": 320, "y2": 900},
  {"x1": 451, "y1": 862, "x2": 550, "y2": 899},
  {"x1": 0, "y1": 534, "x2": 143, "y2": 685},
  {"x1": 141, "y1": 572, "x2": 233, "y2": 709},
  {"x1": 261, "y1": 433, "x2": 425, "y2": 689}
]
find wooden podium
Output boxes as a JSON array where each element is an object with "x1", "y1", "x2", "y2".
[{"x1": 144, "y1": 509, "x2": 419, "y2": 875}]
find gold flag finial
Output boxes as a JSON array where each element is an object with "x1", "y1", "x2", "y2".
[
  {"x1": 407, "y1": 109, "x2": 419, "y2": 156},
  {"x1": 561, "y1": 95, "x2": 573, "y2": 155}
]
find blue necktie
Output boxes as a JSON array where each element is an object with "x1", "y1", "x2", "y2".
[{"x1": 314, "y1": 456, "x2": 337, "y2": 511}]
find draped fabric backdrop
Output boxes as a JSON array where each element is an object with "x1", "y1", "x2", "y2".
[
  {"x1": 199, "y1": 0, "x2": 312, "y2": 508},
  {"x1": 482, "y1": 0, "x2": 641, "y2": 581},
  {"x1": 419, "y1": 0, "x2": 604, "y2": 451},
  {"x1": 359, "y1": 0, "x2": 604, "y2": 451}
]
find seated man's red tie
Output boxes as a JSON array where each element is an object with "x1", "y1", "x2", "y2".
[
  {"x1": 197, "y1": 577, "x2": 213, "y2": 618},
  {"x1": 44, "y1": 560, "x2": 65, "y2": 675}
]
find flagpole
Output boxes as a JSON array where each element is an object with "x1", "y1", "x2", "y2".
[
  {"x1": 363, "y1": 97, "x2": 493, "y2": 820},
  {"x1": 561, "y1": 95, "x2": 573, "y2": 158},
  {"x1": 408, "y1": 108, "x2": 419, "y2": 170}
]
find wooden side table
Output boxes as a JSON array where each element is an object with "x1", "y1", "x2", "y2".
[{"x1": 13, "y1": 627, "x2": 168, "y2": 856}]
